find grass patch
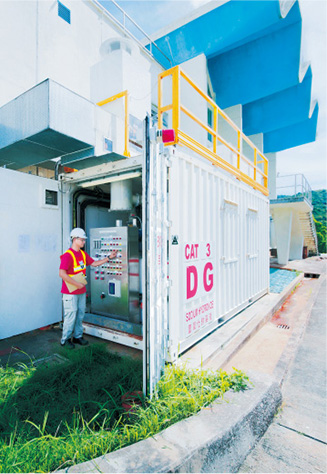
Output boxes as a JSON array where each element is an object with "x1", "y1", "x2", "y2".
[{"x1": 0, "y1": 345, "x2": 250, "y2": 473}]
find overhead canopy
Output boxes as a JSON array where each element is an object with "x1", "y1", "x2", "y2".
[
  {"x1": 0, "y1": 79, "x2": 95, "y2": 170},
  {"x1": 148, "y1": 0, "x2": 318, "y2": 153},
  {"x1": 242, "y1": 67, "x2": 314, "y2": 136},
  {"x1": 61, "y1": 152, "x2": 126, "y2": 170},
  {"x1": 149, "y1": 0, "x2": 296, "y2": 67},
  {"x1": 264, "y1": 103, "x2": 318, "y2": 153}
]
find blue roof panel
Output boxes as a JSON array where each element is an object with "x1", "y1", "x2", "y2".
[
  {"x1": 243, "y1": 67, "x2": 312, "y2": 135},
  {"x1": 150, "y1": 1, "x2": 301, "y2": 67},
  {"x1": 264, "y1": 103, "x2": 318, "y2": 153},
  {"x1": 208, "y1": 21, "x2": 302, "y2": 108}
]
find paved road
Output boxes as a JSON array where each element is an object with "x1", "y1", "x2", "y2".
[{"x1": 239, "y1": 275, "x2": 327, "y2": 473}]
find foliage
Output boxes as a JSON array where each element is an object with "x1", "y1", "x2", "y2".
[
  {"x1": 312, "y1": 190, "x2": 327, "y2": 253},
  {"x1": 0, "y1": 345, "x2": 142, "y2": 439},
  {"x1": 0, "y1": 345, "x2": 250, "y2": 473}
]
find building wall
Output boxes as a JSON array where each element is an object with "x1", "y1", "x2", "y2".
[
  {"x1": 180, "y1": 54, "x2": 208, "y2": 145},
  {"x1": 0, "y1": 167, "x2": 61, "y2": 339},
  {"x1": 0, "y1": 1, "x2": 38, "y2": 106},
  {"x1": 0, "y1": 0, "x2": 128, "y2": 105}
]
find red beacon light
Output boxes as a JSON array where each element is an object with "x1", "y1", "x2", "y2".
[{"x1": 157, "y1": 129, "x2": 175, "y2": 144}]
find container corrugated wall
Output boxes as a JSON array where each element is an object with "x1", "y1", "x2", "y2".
[{"x1": 167, "y1": 147, "x2": 269, "y2": 361}]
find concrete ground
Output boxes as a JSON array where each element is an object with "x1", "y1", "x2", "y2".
[
  {"x1": 236, "y1": 257, "x2": 327, "y2": 473},
  {"x1": 0, "y1": 325, "x2": 142, "y2": 367},
  {"x1": 222, "y1": 276, "x2": 319, "y2": 376}
]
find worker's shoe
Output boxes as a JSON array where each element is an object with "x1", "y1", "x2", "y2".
[
  {"x1": 72, "y1": 337, "x2": 89, "y2": 346},
  {"x1": 60, "y1": 340, "x2": 75, "y2": 349}
]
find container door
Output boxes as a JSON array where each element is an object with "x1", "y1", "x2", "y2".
[
  {"x1": 143, "y1": 119, "x2": 169, "y2": 396},
  {"x1": 0, "y1": 168, "x2": 62, "y2": 339}
]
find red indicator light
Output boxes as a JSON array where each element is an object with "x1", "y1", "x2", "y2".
[{"x1": 157, "y1": 129, "x2": 175, "y2": 144}]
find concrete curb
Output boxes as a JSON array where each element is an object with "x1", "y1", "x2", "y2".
[{"x1": 63, "y1": 372, "x2": 282, "y2": 473}]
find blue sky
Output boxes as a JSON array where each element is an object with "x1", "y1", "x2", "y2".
[
  {"x1": 100, "y1": 0, "x2": 204, "y2": 35},
  {"x1": 101, "y1": 0, "x2": 326, "y2": 190}
]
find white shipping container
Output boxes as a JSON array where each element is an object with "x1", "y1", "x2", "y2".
[{"x1": 164, "y1": 146, "x2": 269, "y2": 361}]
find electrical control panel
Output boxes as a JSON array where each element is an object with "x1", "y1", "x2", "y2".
[{"x1": 89, "y1": 226, "x2": 140, "y2": 326}]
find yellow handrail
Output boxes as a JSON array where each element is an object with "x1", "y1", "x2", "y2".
[
  {"x1": 97, "y1": 90, "x2": 130, "y2": 158},
  {"x1": 158, "y1": 66, "x2": 269, "y2": 196}
]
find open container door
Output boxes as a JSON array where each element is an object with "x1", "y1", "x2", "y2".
[
  {"x1": 143, "y1": 117, "x2": 169, "y2": 397},
  {"x1": 59, "y1": 153, "x2": 144, "y2": 349}
]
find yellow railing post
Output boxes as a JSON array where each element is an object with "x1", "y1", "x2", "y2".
[
  {"x1": 97, "y1": 90, "x2": 130, "y2": 158},
  {"x1": 254, "y1": 148, "x2": 257, "y2": 182},
  {"x1": 172, "y1": 66, "x2": 180, "y2": 136},
  {"x1": 264, "y1": 158, "x2": 268, "y2": 189},
  {"x1": 158, "y1": 73, "x2": 163, "y2": 129},
  {"x1": 124, "y1": 92, "x2": 130, "y2": 157},
  {"x1": 237, "y1": 130, "x2": 241, "y2": 170},
  {"x1": 213, "y1": 106, "x2": 218, "y2": 154}
]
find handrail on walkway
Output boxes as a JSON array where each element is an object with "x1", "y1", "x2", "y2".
[
  {"x1": 158, "y1": 66, "x2": 269, "y2": 196},
  {"x1": 276, "y1": 173, "x2": 312, "y2": 204}
]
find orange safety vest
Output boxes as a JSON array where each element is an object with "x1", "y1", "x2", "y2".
[{"x1": 64, "y1": 249, "x2": 87, "y2": 276}]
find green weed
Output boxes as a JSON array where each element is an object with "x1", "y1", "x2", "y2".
[{"x1": 0, "y1": 344, "x2": 250, "y2": 473}]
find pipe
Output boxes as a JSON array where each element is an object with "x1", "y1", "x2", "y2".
[
  {"x1": 80, "y1": 199, "x2": 111, "y2": 230},
  {"x1": 55, "y1": 159, "x2": 61, "y2": 180},
  {"x1": 72, "y1": 188, "x2": 110, "y2": 228}
]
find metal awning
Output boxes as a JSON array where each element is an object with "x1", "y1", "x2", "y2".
[
  {"x1": 0, "y1": 79, "x2": 96, "y2": 169},
  {"x1": 62, "y1": 152, "x2": 127, "y2": 171}
]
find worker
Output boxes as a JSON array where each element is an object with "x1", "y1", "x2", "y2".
[{"x1": 59, "y1": 227, "x2": 117, "y2": 349}]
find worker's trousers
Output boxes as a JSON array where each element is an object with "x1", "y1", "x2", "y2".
[{"x1": 61, "y1": 293, "x2": 86, "y2": 344}]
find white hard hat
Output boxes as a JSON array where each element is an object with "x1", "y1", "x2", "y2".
[{"x1": 70, "y1": 228, "x2": 87, "y2": 240}]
